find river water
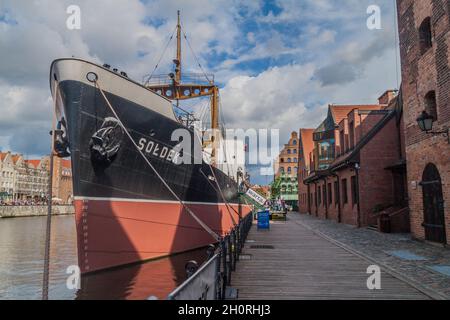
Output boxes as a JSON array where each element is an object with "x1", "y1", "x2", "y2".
[{"x1": 0, "y1": 215, "x2": 208, "y2": 300}]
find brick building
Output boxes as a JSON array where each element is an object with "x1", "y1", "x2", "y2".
[
  {"x1": 272, "y1": 131, "x2": 300, "y2": 208},
  {"x1": 0, "y1": 151, "x2": 73, "y2": 204},
  {"x1": 52, "y1": 157, "x2": 73, "y2": 204},
  {"x1": 275, "y1": 131, "x2": 300, "y2": 178},
  {"x1": 302, "y1": 91, "x2": 409, "y2": 231},
  {"x1": 297, "y1": 129, "x2": 315, "y2": 214},
  {"x1": 397, "y1": 0, "x2": 450, "y2": 244},
  {"x1": 0, "y1": 152, "x2": 49, "y2": 202}
]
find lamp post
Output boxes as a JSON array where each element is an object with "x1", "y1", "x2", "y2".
[{"x1": 416, "y1": 111, "x2": 450, "y2": 144}]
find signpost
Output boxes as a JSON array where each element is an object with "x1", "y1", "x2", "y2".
[{"x1": 245, "y1": 188, "x2": 267, "y2": 206}]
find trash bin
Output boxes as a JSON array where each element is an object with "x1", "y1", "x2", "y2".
[{"x1": 257, "y1": 210, "x2": 270, "y2": 230}]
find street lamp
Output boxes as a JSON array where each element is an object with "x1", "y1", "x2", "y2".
[{"x1": 416, "y1": 111, "x2": 450, "y2": 144}]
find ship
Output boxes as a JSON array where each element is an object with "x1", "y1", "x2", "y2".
[{"x1": 49, "y1": 12, "x2": 252, "y2": 274}]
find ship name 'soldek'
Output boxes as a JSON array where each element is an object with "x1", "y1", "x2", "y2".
[{"x1": 137, "y1": 137, "x2": 181, "y2": 164}]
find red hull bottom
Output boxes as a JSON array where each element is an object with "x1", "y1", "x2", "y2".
[{"x1": 74, "y1": 198, "x2": 252, "y2": 273}]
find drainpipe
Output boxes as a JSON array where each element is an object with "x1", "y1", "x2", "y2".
[
  {"x1": 355, "y1": 163, "x2": 361, "y2": 228},
  {"x1": 330, "y1": 172, "x2": 341, "y2": 223}
]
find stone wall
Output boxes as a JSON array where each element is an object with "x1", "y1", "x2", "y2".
[{"x1": 0, "y1": 205, "x2": 75, "y2": 218}]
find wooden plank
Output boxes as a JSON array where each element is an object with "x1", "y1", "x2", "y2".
[{"x1": 231, "y1": 213, "x2": 430, "y2": 300}]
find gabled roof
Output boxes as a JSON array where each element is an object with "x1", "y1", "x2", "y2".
[
  {"x1": 11, "y1": 155, "x2": 22, "y2": 164},
  {"x1": 299, "y1": 129, "x2": 315, "y2": 166},
  {"x1": 61, "y1": 159, "x2": 71, "y2": 169},
  {"x1": 25, "y1": 160, "x2": 41, "y2": 168},
  {"x1": 330, "y1": 110, "x2": 396, "y2": 171},
  {"x1": 330, "y1": 104, "x2": 383, "y2": 125}
]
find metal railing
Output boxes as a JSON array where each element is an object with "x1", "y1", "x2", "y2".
[
  {"x1": 145, "y1": 73, "x2": 215, "y2": 86},
  {"x1": 167, "y1": 212, "x2": 253, "y2": 300}
]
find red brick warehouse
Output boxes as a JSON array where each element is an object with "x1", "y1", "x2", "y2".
[
  {"x1": 301, "y1": 92, "x2": 409, "y2": 231},
  {"x1": 397, "y1": 0, "x2": 450, "y2": 244}
]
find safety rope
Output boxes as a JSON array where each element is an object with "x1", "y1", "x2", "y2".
[
  {"x1": 144, "y1": 25, "x2": 177, "y2": 85},
  {"x1": 42, "y1": 81, "x2": 60, "y2": 300},
  {"x1": 94, "y1": 79, "x2": 221, "y2": 241},
  {"x1": 181, "y1": 23, "x2": 212, "y2": 83}
]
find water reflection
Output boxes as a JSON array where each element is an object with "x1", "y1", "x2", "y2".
[{"x1": 0, "y1": 215, "x2": 208, "y2": 300}]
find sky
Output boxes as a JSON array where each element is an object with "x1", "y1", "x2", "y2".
[{"x1": 0, "y1": 0, "x2": 400, "y2": 185}]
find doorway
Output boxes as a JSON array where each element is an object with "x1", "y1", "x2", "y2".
[{"x1": 421, "y1": 164, "x2": 446, "y2": 244}]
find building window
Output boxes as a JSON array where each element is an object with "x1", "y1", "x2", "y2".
[
  {"x1": 328, "y1": 183, "x2": 332, "y2": 206},
  {"x1": 342, "y1": 179, "x2": 348, "y2": 204},
  {"x1": 318, "y1": 186, "x2": 321, "y2": 205},
  {"x1": 287, "y1": 149, "x2": 291, "y2": 154},
  {"x1": 287, "y1": 158, "x2": 291, "y2": 163},
  {"x1": 287, "y1": 167, "x2": 292, "y2": 174},
  {"x1": 339, "y1": 130, "x2": 345, "y2": 155},
  {"x1": 293, "y1": 149, "x2": 297, "y2": 154},
  {"x1": 334, "y1": 181, "x2": 339, "y2": 205},
  {"x1": 280, "y1": 158, "x2": 284, "y2": 163},
  {"x1": 293, "y1": 140, "x2": 297, "y2": 145},
  {"x1": 314, "y1": 190, "x2": 317, "y2": 206},
  {"x1": 349, "y1": 122, "x2": 355, "y2": 149},
  {"x1": 293, "y1": 158, "x2": 297, "y2": 163},
  {"x1": 419, "y1": 17, "x2": 433, "y2": 55},
  {"x1": 351, "y1": 176, "x2": 359, "y2": 206},
  {"x1": 424, "y1": 91, "x2": 438, "y2": 121}
]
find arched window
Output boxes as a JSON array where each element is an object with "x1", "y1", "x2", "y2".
[
  {"x1": 287, "y1": 149, "x2": 291, "y2": 154},
  {"x1": 287, "y1": 158, "x2": 291, "y2": 163},
  {"x1": 280, "y1": 158, "x2": 284, "y2": 163},
  {"x1": 419, "y1": 17, "x2": 433, "y2": 55},
  {"x1": 424, "y1": 91, "x2": 437, "y2": 121},
  {"x1": 292, "y1": 140, "x2": 297, "y2": 145},
  {"x1": 293, "y1": 149, "x2": 297, "y2": 154},
  {"x1": 293, "y1": 158, "x2": 297, "y2": 163},
  {"x1": 287, "y1": 167, "x2": 292, "y2": 174}
]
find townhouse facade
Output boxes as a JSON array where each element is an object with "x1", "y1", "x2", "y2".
[
  {"x1": 0, "y1": 151, "x2": 73, "y2": 204},
  {"x1": 272, "y1": 131, "x2": 300, "y2": 209}
]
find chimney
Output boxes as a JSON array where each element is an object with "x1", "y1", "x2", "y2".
[{"x1": 378, "y1": 90, "x2": 398, "y2": 105}]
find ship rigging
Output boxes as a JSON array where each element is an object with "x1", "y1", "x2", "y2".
[{"x1": 144, "y1": 11, "x2": 222, "y2": 165}]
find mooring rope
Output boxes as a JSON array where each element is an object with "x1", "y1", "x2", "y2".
[
  {"x1": 42, "y1": 81, "x2": 60, "y2": 300},
  {"x1": 93, "y1": 79, "x2": 221, "y2": 242},
  {"x1": 198, "y1": 166, "x2": 239, "y2": 225},
  {"x1": 192, "y1": 129, "x2": 239, "y2": 226}
]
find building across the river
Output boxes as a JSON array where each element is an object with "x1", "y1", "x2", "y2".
[{"x1": 0, "y1": 151, "x2": 72, "y2": 204}]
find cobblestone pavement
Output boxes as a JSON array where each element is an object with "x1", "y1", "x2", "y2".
[{"x1": 293, "y1": 213, "x2": 450, "y2": 299}]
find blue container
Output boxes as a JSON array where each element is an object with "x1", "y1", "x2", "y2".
[{"x1": 257, "y1": 210, "x2": 270, "y2": 230}]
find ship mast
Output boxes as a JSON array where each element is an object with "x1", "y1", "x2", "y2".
[
  {"x1": 175, "y1": 10, "x2": 182, "y2": 85},
  {"x1": 146, "y1": 11, "x2": 220, "y2": 164}
]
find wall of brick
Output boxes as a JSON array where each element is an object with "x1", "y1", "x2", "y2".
[
  {"x1": 359, "y1": 117, "x2": 401, "y2": 226},
  {"x1": 397, "y1": 0, "x2": 450, "y2": 243}
]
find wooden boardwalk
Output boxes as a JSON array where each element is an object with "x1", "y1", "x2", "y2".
[{"x1": 232, "y1": 213, "x2": 430, "y2": 300}]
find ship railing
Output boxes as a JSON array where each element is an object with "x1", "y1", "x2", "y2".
[
  {"x1": 145, "y1": 73, "x2": 215, "y2": 86},
  {"x1": 167, "y1": 212, "x2": 253, "y2": 300}
]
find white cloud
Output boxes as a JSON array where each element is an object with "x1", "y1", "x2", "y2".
[{"x1": 0, "y1": 0, "x2": 400, "y2": 179}]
